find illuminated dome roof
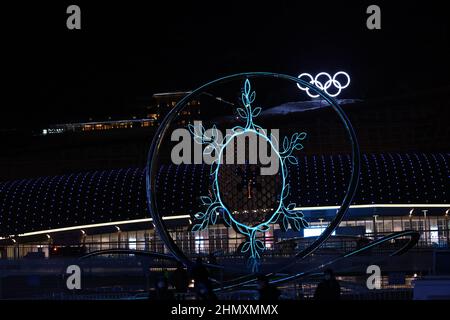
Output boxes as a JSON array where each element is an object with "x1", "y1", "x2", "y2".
[{"x1": 0, "y1": 153, "x2": 448, "y2": 236}]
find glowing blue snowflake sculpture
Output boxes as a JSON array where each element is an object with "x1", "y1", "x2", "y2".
[{"x1": 188, "y1": 79, "x2": 308, "y2": 271}]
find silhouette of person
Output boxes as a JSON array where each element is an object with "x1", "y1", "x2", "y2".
[
  {"x1": 208, "y1": 253, "x2": 220, "y2": 280},
  {"x1": 196, "y1": 280, "x2": 217, "y2": 301},
  {"x1": 190, "y1": 257, "x2": 217, "y2": 300},
  {"x1": 150, "y1": 276, "x2": 174, "y2": 300},
  {"x1": 257, "y1": 274, "x2": 280, "y2": 301},
  {"x1": 314, "y1": 269, "x2": 341, "y2": 300},
  {"x1": 171, "y1": 261, "x2": 189, "y2": 293},
  {"x1": 190, "y1": 257, "x2": 209, "y2": 286},
  {"x1": 208, "y1": 253, "x2": 217, "y2": 265}
]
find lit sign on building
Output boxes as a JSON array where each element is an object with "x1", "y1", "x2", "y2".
[{"x1": 297, "y1": 71, "x2": 350, "y2": 98}]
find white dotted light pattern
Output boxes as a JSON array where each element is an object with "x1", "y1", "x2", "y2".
[
  {"x1": 0, "y1": 153, "x2": 447, "y2": 237},
  {"x1": 297, "y1": 71, "x2": 350, "y2": 98}
]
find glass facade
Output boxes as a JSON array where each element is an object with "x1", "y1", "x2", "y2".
[{"x1": 2, "y1": 214, "x2": 449, "y2": 260}]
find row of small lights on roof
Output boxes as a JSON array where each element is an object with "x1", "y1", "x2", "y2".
[
  {"x1": 0, "y1": 153, "x2": 448, "y2": 234},
  {"x1": 408, "y1": 208, "x2": 450, "y2": 217},
  {"x1": 1, "y1": 206, "x2": 449, "y2": 241},
  {"x1": 3, "y1": 225, "x2": 124, "y2": 242}
]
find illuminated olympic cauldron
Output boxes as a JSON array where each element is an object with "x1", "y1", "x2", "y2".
[
  {"x1": 146, "y1": 72, "x2": 361, "y2": 274},
  {"x1": 73, "y1": 72, "x2": 420, "y2": 289}
]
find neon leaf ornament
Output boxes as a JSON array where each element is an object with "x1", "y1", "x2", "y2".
[{"x1": 189, "y1": 79, "x2": 308, "y2": 271}]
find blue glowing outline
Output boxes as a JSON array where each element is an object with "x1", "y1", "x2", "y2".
[
  {"x1": 189, "y1": 79, "x2": 308, "y2": 271},
  {"x1": 146, "y1": 72, "x2": 360, "y2": 278}
]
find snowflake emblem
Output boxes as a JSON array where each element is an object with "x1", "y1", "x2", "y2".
[{"x1": 188, "y1": 79, "x2": 308, "y2": 271}]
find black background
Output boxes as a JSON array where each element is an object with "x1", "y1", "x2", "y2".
[
  {"x1": 2, "y1": 1, "x2": 449, "y2": 128},
  {"x1": 2, "y1": 300, "x2": 448, "y2": 318}
]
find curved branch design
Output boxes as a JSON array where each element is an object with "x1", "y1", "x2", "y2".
[
  {"x1": 189, "y1": 79, "x2": 308, "y2": 271},
  {"x1": 145, "y1": 72, "x2": 360, "y2": 275}
]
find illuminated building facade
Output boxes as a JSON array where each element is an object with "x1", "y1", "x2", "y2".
[
  {"x1": 38, "y1": 91, "x2": 201, "y2": 136},
  {"x1": 0, "y1": 152, "x2": 448, "y2": 259}
]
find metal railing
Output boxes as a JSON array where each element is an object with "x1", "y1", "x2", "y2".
[{"x1": 2, "y1": 229, "x2": 448, "y2": 261}]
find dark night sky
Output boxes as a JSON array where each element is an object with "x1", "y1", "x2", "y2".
[{"x1": 2, "y1": 1, "x2": 449, "y2": 129}]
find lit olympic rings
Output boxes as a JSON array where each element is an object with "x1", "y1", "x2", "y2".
[{"x1": 297, "y1": 71, "x2": 350, "y2": 98}]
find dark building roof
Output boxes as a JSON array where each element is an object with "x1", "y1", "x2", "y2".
[
  {"x1": 1, "y1": 87, "x2": 449, "y2": 182},
  {"x1": 0, "y1": 152, "x2": 448, "y2": 236}
]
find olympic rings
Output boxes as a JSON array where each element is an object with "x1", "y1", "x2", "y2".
[
  {"x1": 145, "y1": 72, "x2": 360, "y2": 273},
  {"x1": 297, "y1": 71, "x2": 350, "y2": 98}
]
